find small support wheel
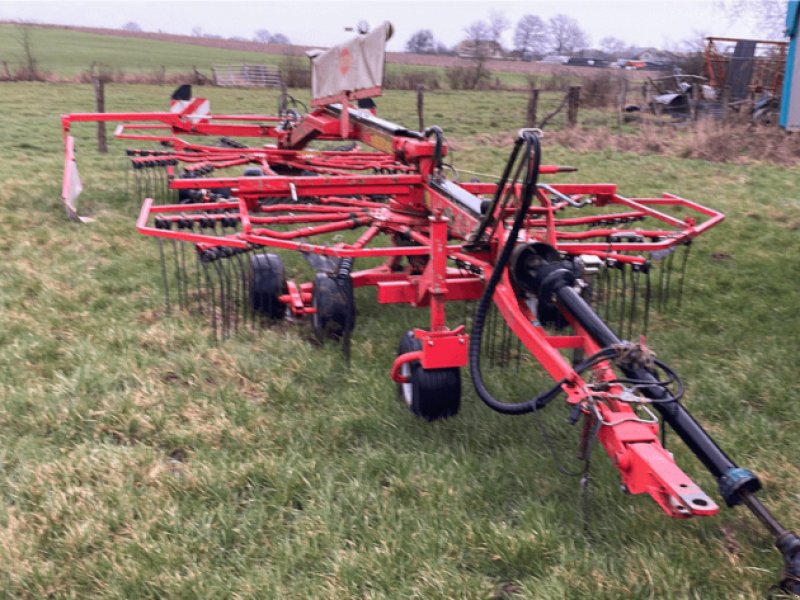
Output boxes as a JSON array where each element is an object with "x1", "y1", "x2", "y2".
[
  {"x1": 312, "y1": 273, "x2": 355, "y2": 341},
  {"x1": 397, "y1": 331, "x2": 461, "y2": 421},
  {"x1": 249, "y1": 253, "x2": 286, "y2": 319}
]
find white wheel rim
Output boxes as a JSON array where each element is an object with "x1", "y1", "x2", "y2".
[{"x1": 400, "y1": 363, "x2": 413, "y2": 407}]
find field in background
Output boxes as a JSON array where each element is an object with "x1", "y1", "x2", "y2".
[
  {"x1": 0, "y1": 23, "x2": 647, "y2": 90},
  {"x1": 0, "y1": 24, "x2": 289, "y2": 76}
]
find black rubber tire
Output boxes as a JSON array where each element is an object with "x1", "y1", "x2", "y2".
[
  {"x1": 312, "y1": 273, "x2": 355, "y2": 340},
  {"x1": 249, "y1": 253, "x2": 286, "y2": 319},
  {"x1": 397, "y1": 331, "x2": 461, "y2": 421},
  {"x1": 243, "y1": 167, "x2": 264, "y2": 177}
]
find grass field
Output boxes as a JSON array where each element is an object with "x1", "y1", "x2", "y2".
[
  {"x1": 0, "y1": 24, "x2": 289, "y2": 76},
  {"x1": 0, "y1": 24, "x2": 539, "y2": 89},
  {"x1": 0, "y1": 75, "x2": 799, "y2": 599}
]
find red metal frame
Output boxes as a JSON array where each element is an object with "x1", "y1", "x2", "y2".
[
  {"x1": 65, "y1": 94, "x2": 726, "y2": 520},
  {"x1": 704, "y1": 36, "x2": 789, "y2": 96}
]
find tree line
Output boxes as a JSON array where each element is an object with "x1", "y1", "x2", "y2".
[
  {"x1": 122, "y1": 22, "x2": 291, "y2": 45},
  {"x1": 406, "y1": 12, "x2": 598, "y2": 59},
  {"x1": 404, "y1": 10, "x2": 747, "y2": 60}
]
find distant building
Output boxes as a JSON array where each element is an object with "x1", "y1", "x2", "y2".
[
  {"x1": 623, "y1": 47, "x2": 675, "y2": 64},
  {"x1": 506, "y1": 49, "x2": 539, "y2": 62}
]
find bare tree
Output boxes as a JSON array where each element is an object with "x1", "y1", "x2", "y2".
[
  {"x1": 488, "y1": 10, "x2": 510, "y2": 47},
  {"x1": 514, "y1": 14, "x2": 548, "y2": 58},
  {"x1": 254, "y1": 29, "x2": 271, "y2": 44},
  {"x1": 406, "y1": 29, "x2": 436, "y2": 54},
  {"x1": 15, "y1": 27, "x2": 39, "y2": 81},
  {"x1": 191, "y1": 26, "x2": 203, "y2": 38},
  {"x1": 463, "y1": 20, "x2": 493, "y2": 89},
  {"x1": 122, "y1": 22, "x2": 142, "y2": 32},
  {"x1": 599, "y1": 36, "x2": 628, "y2": 57},
  {"x1": 270, "y1": 33, "x2": 290, "y2": 44},
  {"x1": 548, "y1": 14, "x2": 589, "y2": 55},
  {"x1": 667, "y1": 30, "x2": 709, "y2": 75},
  {"x1": 717, "y1": 0, "x2": 787, "y2": 38},
  {"x1": 464, "y1": 19, "x2": 492, "y2": 45},
  {"x1": 669, "y1": 30, "x2": 709, "y2": 53}
]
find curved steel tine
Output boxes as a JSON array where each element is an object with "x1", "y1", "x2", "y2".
[
  {"x1": 225, "y1": 254, "x2": 239, "y2": 334},
  {"x1": 170, "y1": 240, "x2": 184, "y2": 311},
  {"x1": 155, "y1": 165, "x2": 163, "y2": 203},
  {"x1": 200, "y1": 258, "x2": 217, "y2": 341},
  {"x1": 157, "y1": 239, "x2": 171, "y2": 315},
  {"x1": 663, "y1": 250, "x2": 675, "y2": 310},
  {"x1": 611, "y1": 263, "x2": 619, "y2": 327},
  {"x1": 193, "y1": 249, "x2": 203, "y2": 316},
  {"x1": 487, "y1": 301, "x2": 498, "y2": 366},
  {"x1": 259, "y1": 249, "x2": 270, "y2": 329},
  {"x1": 124, "y1": 157, "x2": 130, "y2": 201},
  {"x1": 142, "y1": 163, "x2": 151, "y2": 201},
  {"x1": 155, "y1": 164, "x2": 162, "y2": 203},
  {"x1": 231, "y1": 250, "x2": 249, "y2": 330},
  {"x1": 179, "y1": 239, "x2": 190, "y2": 310},
  {"x1": 221, "y1": 255, "x2": 235, "y2": 336},
  {"x1": 161, "y1": 165, "x2": 169, "y2": 203},
  {"x1": 677, "y1": 242, "x2": 692, "y2": 309},
  {"x1": 134, "y1": 167, "x2": 142, "y2": 202},
  {"x1": 211, "y1": 259, "x2": 229, "y2": 338},
  {"x1": 224, "y1": 220, "x2": 242, "y2": 334},
  {"x1": 500, "y1": 309, "x2": 512, "y2": 366}
]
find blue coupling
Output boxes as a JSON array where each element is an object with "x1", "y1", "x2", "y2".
[{"x1": 719, "y1": 467, "x2": 762, "y2": 507}]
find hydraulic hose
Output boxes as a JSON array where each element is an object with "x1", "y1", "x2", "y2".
[{"x1": 469, "y1": 131, "x2": 560, "y2": 415}]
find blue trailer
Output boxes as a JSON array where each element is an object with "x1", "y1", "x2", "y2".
[{"x1": 780, "y1": 0, "x2": 800, "y2": 130}]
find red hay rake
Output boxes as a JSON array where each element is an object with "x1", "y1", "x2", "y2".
[{"x1": 61, "y1": 24, "x2": 800, "y2": 594}]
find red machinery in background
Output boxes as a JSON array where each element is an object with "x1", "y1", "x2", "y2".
[{"x1": 61, "y1": 24, "x2": 800, "y2": 594}]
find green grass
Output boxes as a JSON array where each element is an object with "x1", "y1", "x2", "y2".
[
  {"x1": 0, "y1": 25, "x2": 289, "y2": 76},
  {"x1": 0, "y1": 81, "x2": 799, "y2": 598},
  {"x1": 0, "y1": 24, "x2": 552, "y2": 91}
]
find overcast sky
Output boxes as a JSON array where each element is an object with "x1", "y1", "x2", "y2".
[{"x1": 0, "y1": 0, "x2": 765, "y2": 51}]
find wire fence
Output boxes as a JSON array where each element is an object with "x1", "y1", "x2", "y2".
[{"x1": 211, "y1": 64, "x2": 283, "y2": 88}]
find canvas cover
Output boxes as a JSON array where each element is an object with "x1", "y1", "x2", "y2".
[
  {"x1": 310, "y1": 22, "x2": 393, "y2": 101},
  {"x1": 62, "y1": 135, "x2": 82, "y2": 218}
]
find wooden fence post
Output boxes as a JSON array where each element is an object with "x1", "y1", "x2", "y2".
[
  {"x1": 93, "y1": 75, "x2": 107, "y2": 153},
  {"x1": 526, "y1": 88, "x2": 539, "y2": 128},
  {"x1": 416, "y1": 84, "x2": 424, "y2": 132},
  {"x1": 617, "y1": 77, "x2": 628, "y2": 130},
  {"x1": 690, "y1": 82, "x2": 699, "y2": 121},
  {"x1": 721, "y1": 85, "x2": 731, "y2": 120},
  {"x1": 567, "y1": 86, "x2": 581, "y2": 128}
]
